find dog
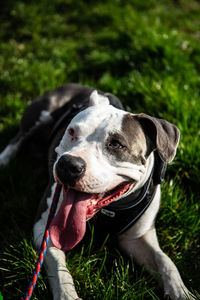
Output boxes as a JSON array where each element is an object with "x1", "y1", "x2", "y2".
[{"x1": 0, "y1": 83, "x2": 195, "y2": 299}]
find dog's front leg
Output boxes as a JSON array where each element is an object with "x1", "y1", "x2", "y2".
[
  {"x1": 44, "y1": 240, "x2": 81, "y2": 300},
  {"x1": 118, "y1": 228, "x2": 195, "y2": 300},
  {"x1": 33, "y1": 182, "x2": 81, "y2": 300}
]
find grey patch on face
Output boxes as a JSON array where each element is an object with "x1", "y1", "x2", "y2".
[{"x1": 105, "y1": 113, "x2": 150, "y2": 165}]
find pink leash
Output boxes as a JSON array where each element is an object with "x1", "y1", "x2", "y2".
[{"x1": 24, "y1": 183, "x2": 62, "y2": 300}]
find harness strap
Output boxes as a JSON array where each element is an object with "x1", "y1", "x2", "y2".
[{"x1": 88, "y1": 153, "x2": 167, "y2": 235}]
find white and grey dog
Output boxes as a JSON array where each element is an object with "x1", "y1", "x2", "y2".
[{"x1": 0, "y1": 84, "x2": 195, "y2": 299}]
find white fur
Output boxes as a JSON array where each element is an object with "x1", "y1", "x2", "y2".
[
  {"x1": 39, "y1": 110, "x2": 51, "y2": 122},
  {"x1": 89, "y1": 90, "x2": 109, "y2": 106},
  {"x1": 35, "y1": 110, "x2": 53, "y2": 127},
  {"x1": 54, "y1": 103, "x2": 148, "y2": 194},
  {"x1": 118, "y1": 227, "x2": 194, "y2": 299},
  {"x1": 45, "y1": 241, "x2": 79, "y2": 300},
  {"x1": 0, "y1": 140, "x2": 22, "y2": 166}
]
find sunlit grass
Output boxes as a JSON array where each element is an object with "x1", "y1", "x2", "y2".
[{"x1": 0, "y1": 0, "x2": 200, "y2": 299}]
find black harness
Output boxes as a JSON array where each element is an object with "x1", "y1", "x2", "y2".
[{"x1": 88, "y1": 153, "x2": 166, "y2": 235}]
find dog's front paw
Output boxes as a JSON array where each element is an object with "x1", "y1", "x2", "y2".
[{"x1": 53, "y1": 290, "x2": 81, "y2": 300}]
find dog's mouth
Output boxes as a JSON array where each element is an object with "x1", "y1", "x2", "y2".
[
  {"x1": 86, "y1": 182, "x2": 132, "y2": 219},
  {"x1": 49, "y1": 182, "x2": 132, "y2": 251}
]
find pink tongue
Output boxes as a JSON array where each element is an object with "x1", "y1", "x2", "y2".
[{"x1": 50, "y1": 187, "x2": 91, "y2": 251}]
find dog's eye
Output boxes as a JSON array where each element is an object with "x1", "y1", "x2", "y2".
[{"x1": 108, "y1": 139, "x2": 124, "y2": 149}]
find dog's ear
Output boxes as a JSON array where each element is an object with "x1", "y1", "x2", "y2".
[
  {"x1": 89, "y1": 90, "x2": 109, "y2": 106},
  {"x1": 135, "y1": 113, "x2": 180, "y2": 163}
]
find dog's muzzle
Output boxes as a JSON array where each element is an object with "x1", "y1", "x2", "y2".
[{"x1": 56, "y1": 154, "x2": 86, "y2": 187}]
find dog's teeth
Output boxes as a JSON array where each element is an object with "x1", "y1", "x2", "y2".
[{"x1": 91, "y1": 199, "x2": 97, "y2": 205}]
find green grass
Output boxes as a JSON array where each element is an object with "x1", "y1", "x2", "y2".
[{"x1": 0, "y1": 0, "x2": 200, "y2": 299}]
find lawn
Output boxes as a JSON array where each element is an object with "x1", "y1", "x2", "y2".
[{"x1": 0, "y1": 0, "x2": 200, "y2": 299}]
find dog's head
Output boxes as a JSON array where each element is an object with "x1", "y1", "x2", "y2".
[{"x1": 50, "y1": 91, "x2": 180, "y2": 251}]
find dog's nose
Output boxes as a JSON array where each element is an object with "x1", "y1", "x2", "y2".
[{"x1": 56, "y1": 154, "x2": 86, "y2": 186}]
